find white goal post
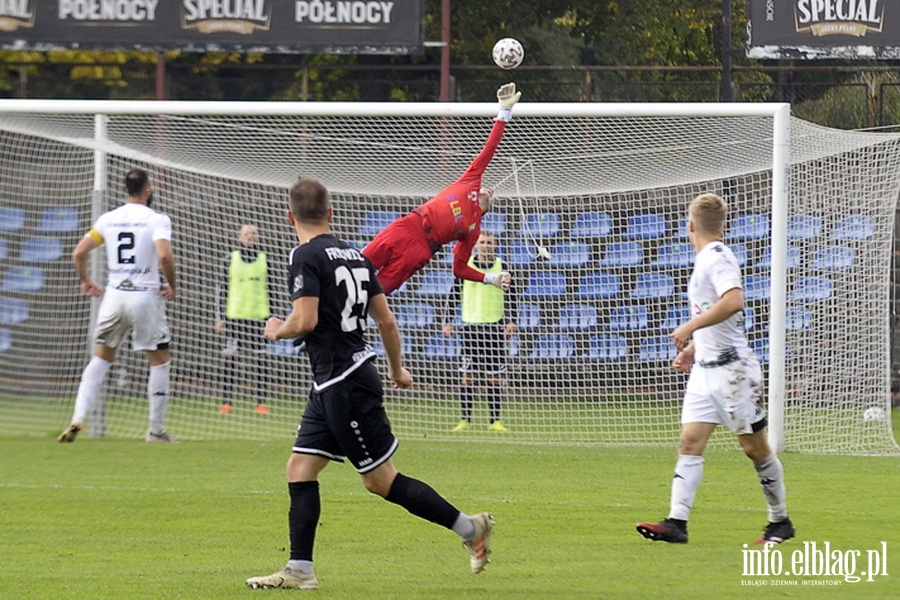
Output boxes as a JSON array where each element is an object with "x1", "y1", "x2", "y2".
[{"x1": 0, "y1": 99, "x2": 896, "y2": 455}]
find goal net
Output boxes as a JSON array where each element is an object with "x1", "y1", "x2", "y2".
[{"x1": 0, "y1": 100, "x2": 897, "y2": 455}]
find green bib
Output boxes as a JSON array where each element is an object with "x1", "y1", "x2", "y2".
[
  {"x1": 462, "y1": 257, "x2": 504, "y2": 324},
  {"x1": 225, "y1": 250, "x2": 270, "y2": 320}
]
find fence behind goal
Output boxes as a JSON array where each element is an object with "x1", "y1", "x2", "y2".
[{"x1": 0, "y1": 100, "x2": 896, "y2": 455}]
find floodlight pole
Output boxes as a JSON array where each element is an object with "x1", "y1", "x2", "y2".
[
  {"x1": 721, "y1": 0, "x2": 734, "y2": 102},
  {"x1": 440, "y1": 0, "x2": 451, "y2": 102}
]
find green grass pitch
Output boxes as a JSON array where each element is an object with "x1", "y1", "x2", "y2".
[{"x1": 1, "y1": 411, "x2": 898, "y2": 598}]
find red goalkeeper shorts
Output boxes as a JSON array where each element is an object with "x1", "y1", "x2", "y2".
[{"x1": 362, "y1": 213, "x2": 435, "y2": 295}]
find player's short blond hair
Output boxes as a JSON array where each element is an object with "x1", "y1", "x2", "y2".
[{"x1": 689, "y1": 193, "x2": 727, "y2": 236}]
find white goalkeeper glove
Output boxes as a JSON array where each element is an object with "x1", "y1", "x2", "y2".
[
  {"x1": 496, "y1": 83, "x2": 521, "y2": 122},
  {"x1": 483, "y1": 271, "x2": 512, "y2": 292}
]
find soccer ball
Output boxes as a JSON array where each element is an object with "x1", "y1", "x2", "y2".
[
  {"x1": 863, "y1": 406, "x2": 886, "y2": 422},
  {"x1": 492, "y1": 38, "x2": 525, "y2": 70}
]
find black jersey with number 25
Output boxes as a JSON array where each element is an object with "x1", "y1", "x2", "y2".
[{"x1": 287, "y1": 234, "x2": 384, "y2": 391}]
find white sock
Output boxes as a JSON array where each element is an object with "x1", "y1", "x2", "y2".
[
  {"x1": 451, "y1": 512, "x2": 476, "y2": 541},
  {"x1": 72, "y1": 356, "x2": 111, "y2": 425},
  {"x1": 148, "y1": 361, "x2": 171, "y2": 434},
  {"x1": 286, "y1": 560, "x2": 314, "y2": 574},
  {"x1": 755, "y1": 453, "x2": 788, "y2": 522},
  {"x1": 669, "y1": 454, "x2": 704, "y2": 521}
]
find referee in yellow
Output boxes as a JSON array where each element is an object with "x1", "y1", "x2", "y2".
[{"x1": 442, "y1": 231, "x2": 518, "y2": 431}]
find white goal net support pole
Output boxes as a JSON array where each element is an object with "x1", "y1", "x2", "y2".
[{"x1": 0, "y1": 99, "x2": 896, "y2": 455}]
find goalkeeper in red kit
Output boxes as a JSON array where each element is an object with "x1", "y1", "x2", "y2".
[{"x1": 363, "y1": 82, "x2": 521, "y2": 295}]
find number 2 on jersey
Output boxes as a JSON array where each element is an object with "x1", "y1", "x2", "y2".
[
  {"x1": 117, "y1": 232, "x2": 136, "y2": 264},
  {"x1": 335, "y1": 265, "x2": 370, "y2": 332}
]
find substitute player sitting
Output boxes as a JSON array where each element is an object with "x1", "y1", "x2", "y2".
[{"x1": 362, "y1": 82, "x2": 521, "y2": 295}]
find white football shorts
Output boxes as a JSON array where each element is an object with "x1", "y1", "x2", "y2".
[
  {"x1": 681, "y1": 349, "x2": 766, "y2": 435},
  {"x1": 94, "y1": 288, "x2": 171, "y2": 351}
]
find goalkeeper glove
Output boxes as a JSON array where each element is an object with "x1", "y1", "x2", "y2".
[
  {"x1": 483, "y1": 271, "x2": 512, "y2": 292},
  {"x1": 496, "y1": 83, "x2": 521, "y2": 121}
]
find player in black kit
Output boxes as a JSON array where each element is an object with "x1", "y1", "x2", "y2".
[{"x1": 245, "y1": 177, "x2": 495, "y2": 591}]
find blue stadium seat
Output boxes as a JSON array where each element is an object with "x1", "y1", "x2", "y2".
[
  {"x1": 0, "y1": 328, "x2": 10, "y2": 353},
  {"x1": 523, "y1": 271, "x2": 566, "y2": 299},
  {"x1": 548, "y1": 241, "x2": 591, "y2": 268},
  {"x1": 529, "y1": 334, "x2": 576, "y2": 360},
  {"x1": 730, "y1": 244, "x2": 749, "y2": 268},
  {"x1": 571, "y1": 212, "x2": 612, "y2": 239},
  {"x1": 729, "y1": 214, "x2": 770, "y2": 241},
  {"x1": 423, "y1": 334, "x2": 460, "y2": 360},
  {"x1": 358, "y1": 211, "x2": 400, "y2": 238},
  {"x1": 481, "y1": 212, "x2": 507, "y2": 236},
  {"x1": 608, "y1": 305, "x2": 649, "y2": 331},
  {"x1": 20, "y1": 237, "x2": 63, "y2": 262},
  {"x1": 268, "y1": 339, "x2": 305, "y2": 357},
  {"x1": 653, "y1": 243, "x2": 693, "y2": 269},
  {"x1": 744, "y1": 306, "x2": 756, "y2": 332},
  {"x1": 630, "y1": 272, "x2": 675, "y2": 300},
  {"x1": 789, "y1": 276, "x2": 833, "y2": 302},
  {"x1": 830, "y1": 215, "x2": 874, "y2": 241},
  {"x1": 394, "y1": 302, "x2": 435, "y2": 329},
  {"x1": 1, "y1": 267, "x2": 44, "y2": 292},
  {"x1": 585, "y1": 334, "x2": 628, "y2": 362},
  {"x1": 556, "y1": 303, "x2": 598, "y2": 331},
  {"x1": 622, "y1": 213, "x2": 666, "y2": 240},
  {"x1": 438, "y1": 241, "x2": 456, "y2": 266},
  {"x1": 517, "y1": 212, "x2": 561, "y2": 238},
  {"x1": 639, "y1": 336, "x2": 677, "y2": 362},
  {"x1": 0, "y1": 297, "x2": 28, "y2": 325},
  {"x1": 372, "y1": 333, "x2": 415, "y2": 358},
  {"x1": 0, "y1": 237, "x2": 7, "y2": 262},
  {"x1": 744, "y1": 275, "x2": 770, "y2": 301},
  {"x1": 809, "y1": 245, "x2": 854, "y2": 271},
  {"x1": 37, "y1": 207, "x2": 80, "y2": 233},
  {"x1": 414, "y1": 270, "x2": 454, "y2": 298},
  {"x1": 600, "y1": 242, "x2": 644, "y2": 268},
  {"x1": 0, "y1": 207, "x2": 25, "y2": 233},
  {"x1": 518, "y1": 303, "x2": 542, "y2": 331},
  {"x1": 786, "y1": 305, "x2": 812, "y2": 331},
  {"x1": 508, "y1": 239, "x2": 537, "y2": 267},
  {"x1": 752, "y1": 338, "x2": 769, "y2": 363},
  {"x1": 575, "y1": 271, "x2": 620, "y2": 300},
  {"x1": 787, "y1": 214, "x2": 823, "y2": 240},
  {"x1": 755, "y1": 244, "x2": 801, "y2": 270},
  {"x1": 660, "y1": 305, "x2": 691, "y2": 332}
]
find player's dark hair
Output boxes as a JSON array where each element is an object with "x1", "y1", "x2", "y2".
[
  {"x1": 290, "y1": 177, "x2": 331, "y2": 223},
  {"x1": 125, "y1": 169, "x2": 150, "y2": 197}
]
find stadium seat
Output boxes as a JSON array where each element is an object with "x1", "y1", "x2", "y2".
[
  {"x1": 630, "y1": 272, "x2": 675, "y2": 300},
  {"x1": 787, "y1": 214, "x2": 823, "y2": 240},
  {"x1": 0, "y1": 297, "x2": 28, "y2": 325},
  {"x1": 481, "y1": 212, "x2": 507, "y2": 236},
  {"x1": 529, "y1": 334, "x2": 575, "y2": 360},
  {"x1": 571, "y1": 212, "x2": 612, "y2": 239},
  {"x1": 585, "y1": 334, "x2": 628, "y2": 362},
  {"x1": 608, "y1": 305, "x2": 649, "y2": 331},
  {"x1": 548, "y1": 241, "x2": 591, "y2": 268},
  {"x1": 751, "y1": 338, "x2": 769, "y2": 363},
  {"x1": 575, "y1": 271, "x2": 620, "y2": 300},
  {"x1": 622, "y1": 212, "x2": 666, "y2": 240},
  {"x1": 517, "y1": 212, "x2": 561, "y2": 238},
  {"x1": 372, "y1": 333, "x2": 415, "y2": 358},
  {"x1": 36, "y1": 207, "x2": 80, "y2": 233},
  {"x1": 789, "y1": 276, "x2": 833, "y2": 302},
  {"x1": 0, "y1": 328, "x2": 10, "y2": 353},
  {"x1": 556, "y1": 303, "x2": 598, "y2": 331},
  {"x1": 414, "y1": 270, "x2": 454, "y2": 297},
  {"x1": 0, "y1": 237, "x2": 8, "y2": 262},
  {"x1": 809, "y1": 245, "x2": 854, "y2": 271},
  {"x1": 394, "y1": 301, "x2": 435, "y2": 329},
  {"x1": 639, "y1": 336, "x2": 677, "y2": 362},
  {"x1": 438, "y1": 241, "x2": 456, "y2": 266},
  {"x1": 599, "y1": 242, "x2": 644, "y2": 268},
  {"x1": 523, "y1": 270, "x2": 566, "y2": 299},
  {"x1": 20, "y1": 237, "x2": 64, "y2": 262},
  {"x1": 786, "y1": 305, "x2": 812, "y2": 331},
  {"x1": 508, "y1": 239, "x2": 537, "y2": 267},
  {"x1": 730, "y1": 244, "x2": 749, "y2": 268},
  {"x1": 743, "y1": 274, "x2": 770, "y2": 301},
  {"x1": 423, "y1": 334, "x2": 460, "y2": 360},
  {"x1": 755, "y1": 244, "x2": 801, "y2": 270},
  {"x1": 0, "y1": 207, "x2": 25, "y2": 233},
  {"x1": 358, "y1": 210, "x2": 400, "y2": 238},
  {"x1": 508, "y1": 335, "x2": 520, "y2": 357},
  {"x1": 659, "y1": 305, "x2": 691, "y2": 332},
  {"x1": 268, "y1": 339, "x2": 304, "y2": 357},
  {"x1": 830, "y1": 215, "x2": 875, "y2": 241},
  {"x1": 1, "y1": 267, "x2": 44, "y2": 292},
  {"x1": 729, "y1": 213, "x2": 770, "y2": 241},
  {"x1": 744, "y1": 306, "x2": 756, "y2": 332},
  {"x1": 518, "y1": 303, "x2": 542, "y2": 331},
  {"x1": 653, "y1": 243, "x2": 693, "y2": 269}
]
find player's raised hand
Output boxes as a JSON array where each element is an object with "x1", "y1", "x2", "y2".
[{"x1": 497, "y1": 82, "x2": 521, "y2": 110}]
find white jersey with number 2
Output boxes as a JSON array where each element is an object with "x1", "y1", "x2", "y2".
[{"x1": 90, "y1": 203, "x2": 172, "y2": 289}]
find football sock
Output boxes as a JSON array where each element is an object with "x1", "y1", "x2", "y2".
[
  {"x1": 288, "y1": 481, "x2": 320, "y2": 561},
  {"x1": 385, "y1": 472, "x2": 460, "y2": 529},
  {"x1": 286, "y1": 560, "x2": 314, "y2": 574},
  {"x1": 460, "y1": 386, "x2": 474, "y2": 421},
  {"x1": 487, "y1": 387, "x2": 501, "y2": 422},
  {"x1": 754, "y1": 453, "x2": 788, "y2": 522},
  {"x1": 148, "y1": 361, "x2": 171, "y2": 433},
  {"x1": 452, "y1": 512, "x2": 477, "y2": 541},
  {"x1": 72, "y1": 356, "x2": 111, "y2": 425},
  {"x1": 669, "y1": 454, "x2": 704, "y2": 521}
]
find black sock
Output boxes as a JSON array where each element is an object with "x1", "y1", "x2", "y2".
[
  {"x1": 460, "y1": 386, "x2": 474, "y2": 421},
  {"x1": 487, "y1": 387, "x2": 501, "y2": 422},
  {"x1": 385, "y1": 473, "x2": 460, "y2": 529},
  {"x1": 288, "y1": 481, "x2": 320, "y2": 561}
]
